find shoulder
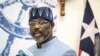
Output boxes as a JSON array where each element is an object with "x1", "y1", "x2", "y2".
[
  {"x1": 63, "y1": 49, "x2": 76, "y2": 56},
  {"x1": 60, "y1": 43, "x2": 76, "y2": 56},
  {"x1": 55, "y1": 38, "x2": 71, "y2": 50},
  {"x1": 55, "y1": 39, "x2": 76, "y2": 56}
]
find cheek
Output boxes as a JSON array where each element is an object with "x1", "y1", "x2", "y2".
[
  {"x1": 42, "y1": 25, "x2": 52, "y2": 34},
  {"x1": 30, "y1": 26, "x2": 34, "y2": 30},
  {"x1": 29, "y1": 26, "x2": 34, "y2": 33},
  {"x1": 42, "y1": 25, "x2": 51, "y2": 30}
]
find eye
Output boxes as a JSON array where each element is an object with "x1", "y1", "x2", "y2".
[
  {"x1": 40, "y1": 21, "x2": 48, "y2": 25},
  {"x1": 29, "y1": 22, "x2": 35, "y2": 26}
]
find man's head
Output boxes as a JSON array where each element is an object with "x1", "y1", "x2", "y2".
[{"x1": 29, "y1": 7, "x2": 54, "y2": 44}]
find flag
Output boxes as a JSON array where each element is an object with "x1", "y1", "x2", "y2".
[{"x1": 78, "y1": 0, "x2": 100, "y2": 56}]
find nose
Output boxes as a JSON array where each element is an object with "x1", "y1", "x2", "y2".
[{"x1": 34, "y1": 24, "x2": 40, "y2": 31}]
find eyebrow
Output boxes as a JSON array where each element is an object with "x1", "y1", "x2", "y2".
[{"x1": 33, "y1": 19, "x2": 48, "y2": 22}]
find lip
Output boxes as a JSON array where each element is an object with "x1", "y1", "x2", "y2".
[{"x1": 34, "y1": 32, "x2": 41, "y2": 37}]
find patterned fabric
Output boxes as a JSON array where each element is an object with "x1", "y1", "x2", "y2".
[{"x1": 29, "y1": 7, "x2": 54, "y2": 23}]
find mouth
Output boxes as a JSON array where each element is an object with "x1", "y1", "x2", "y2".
[
  {"x1": 33, "y1": 32, "x2": 41, "y2": 38},
  {"x1": 34, "y1": 33, "x2": 41, "y2": 37}
]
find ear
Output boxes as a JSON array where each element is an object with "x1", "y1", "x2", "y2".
[{"x1": 51, "y1": 23, "x2": 54, "y2": 27}]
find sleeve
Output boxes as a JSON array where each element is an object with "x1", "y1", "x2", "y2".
[{"x1": 63, "y1": 50, "x2": 77, "y2": 56}]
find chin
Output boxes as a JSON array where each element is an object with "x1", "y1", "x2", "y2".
[{"x1": 36, "y1": 38, "x2": 44, "y2": 43}]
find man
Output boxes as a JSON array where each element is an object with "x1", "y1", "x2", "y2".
[{"x1": 17, "y1": 7, "x2": 76, "y2": 56}]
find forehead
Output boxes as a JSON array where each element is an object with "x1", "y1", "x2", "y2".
[{"x1": 30, "y1": 18, "x2": 49, "y2": 22}]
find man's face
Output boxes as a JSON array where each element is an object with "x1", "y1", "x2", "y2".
[{"x1": 29, "y1": 18, "x2": 53, "y2": 43}]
